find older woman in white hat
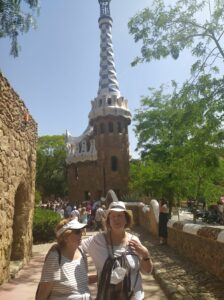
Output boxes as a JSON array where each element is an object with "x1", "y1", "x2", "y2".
[
  {"x1": 82, "y1": 201, "x2": 153, "y2": 300},
  {"x1": 36, "y1": 218, "x2": 93, "y2": 300}
]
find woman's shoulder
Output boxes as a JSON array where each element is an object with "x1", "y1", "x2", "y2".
[{"x1": 82, "y1": 232, "x2": 106, "y2": 248}]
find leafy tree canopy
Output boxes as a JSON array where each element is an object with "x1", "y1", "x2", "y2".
[
  {"x1": 128, "y1": 0, "x2": 224, "y2": 77},
  {"x1": 128, "y1": 0, "x2": 224, "y2": 206},
  {"x1": 0, "y1": 0, "x2": 40, "y2": 57},
  {"x1": 36, "y1": 135, "x2": 68, "y2": 199}
]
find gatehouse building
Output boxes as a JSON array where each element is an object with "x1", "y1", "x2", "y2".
[{"x1": 65, "y1": 0, "x2": 132, "y2": 203}]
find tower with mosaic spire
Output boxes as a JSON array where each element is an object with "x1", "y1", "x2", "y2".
[{"x1": 65, "y1": 0, "x2": 131, "y2": 203}]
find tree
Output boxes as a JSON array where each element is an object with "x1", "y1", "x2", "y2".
[
  {"x1": 128, "y1": 0, "x2": 224, "y2": 207},
  {"x1": 36, "y1": 135, "x2": 68, "y2": 200},
  {"x1": 0, "y1": 0, "x2": 40, "y2": 57},
  {"x1": 132, "y1": 76, "x2": 224, "y2": 206},
  {"x1": 128, "y1": 0, "x2": 224, "y2": 77}
]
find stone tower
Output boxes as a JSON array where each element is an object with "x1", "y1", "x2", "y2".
[{"x1": 65, "y1": 0, "x2": 131, "y2": 203}]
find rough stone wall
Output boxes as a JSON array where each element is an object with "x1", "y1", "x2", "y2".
[
  {"x1": 138, "y1": 206, "x2": 158, "y2": 236},
  {"x1": 0, "y1": 73, "x2": 37, "y2": 284},
  {"x1": 168, "y1": 221, "x2": 224, "y2": 281},
  {"x1": 127, "y1": 204, "x2": 224, "y2": 281}
]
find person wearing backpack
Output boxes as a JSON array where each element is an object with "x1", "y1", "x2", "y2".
[
  {"x1": 82, "y1": 201, "x2": 153, "y2": 300},
  {"x1": 36, "y1": 218, "x2": 94, "y2": 300}
]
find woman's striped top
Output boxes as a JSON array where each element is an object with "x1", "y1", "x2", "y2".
[{"x1": 40, "y1": 249, "x2": 91, "y2": 300}]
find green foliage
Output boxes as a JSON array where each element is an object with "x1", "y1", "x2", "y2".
[
  {"x1": 0, "y1": 0, "x2": 40, "y2": 56},
  {"x1": 131, "y1": 75, "x2": 224, "y2": 205},
  {"x1": 35, "y1": 190, "x2": 42, "y2": 205},
  {"x1": 128, "y1": 0, "x2": 224, "y2": 75},
  {"x1": 36, "y1": 135, "x2": 68, "y2": 198},
  {"x1": 33, "y1": 207, "x2": 61, "y2": 244},
  {"x1": 128, "y1": 0, "x2": 224, "y2": 208}
]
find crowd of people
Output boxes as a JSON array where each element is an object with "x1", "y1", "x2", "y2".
[
  {"x1": 38, "y1": 198, "x2": 107, "y2": 231},
  {"x1": 36, "y1": 200, "x2": 153, "y2": 300}
]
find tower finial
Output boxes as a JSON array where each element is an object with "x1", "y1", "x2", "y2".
[{"x1": 98, "y1": 0, "x2": 111, "y2": 17}]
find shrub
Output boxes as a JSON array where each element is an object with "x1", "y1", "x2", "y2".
[
  {"x1": 33, "y1": 207, "x2": 61, "y2": 244},
  {"x1": 35, "y1": 190, "x2": 42, "y2": 206}
]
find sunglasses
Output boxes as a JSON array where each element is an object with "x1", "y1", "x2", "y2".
[{"x1": 71, "y1": 229, "x2": 82, "y2": 235}]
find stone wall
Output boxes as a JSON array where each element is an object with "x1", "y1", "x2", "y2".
[
  {"x1": 127, "y1": 202, "x2": 224, "y2": 281},
  {"x1": 167, "y1": 220, "x2": 224, "y2": 281},
  {"x1": 0, "y1": 73, "x2": 37, "y2": 284}
]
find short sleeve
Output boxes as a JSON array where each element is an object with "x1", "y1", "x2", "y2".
[
  {"x1": 40, "y1": 250, "x2": 61, "y2": 282},
  {"x1": 81, "y1": 236, "x2": 94, "y2": 254}
]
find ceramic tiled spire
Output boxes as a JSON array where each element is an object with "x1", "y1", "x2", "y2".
[
  {"x1": 88, "y1": 0, "x2": 131, "y2": 123},
  {"x1": 98, "y1": 0, "x2": 120, "y2": 97}
]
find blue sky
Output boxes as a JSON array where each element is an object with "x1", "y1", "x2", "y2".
[{"x1": 0, "y1": 0, "x2": 193, "y2": 158}]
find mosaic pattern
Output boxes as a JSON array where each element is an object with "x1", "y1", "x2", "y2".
[
  {"x1": 168, "y1": 220, "x2": 224, "y2": 243},
  {"x1": 98, "y1": 18, "x2": 120, "y2": 96}
]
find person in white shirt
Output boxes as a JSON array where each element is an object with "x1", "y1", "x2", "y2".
[{"x1": 82, "y1": 201, "x2": 153, "y2": 300}]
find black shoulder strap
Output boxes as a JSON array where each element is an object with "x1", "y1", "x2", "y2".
[
  {"x1": 78, "y1": 247, "x2": 88, "y2": 271},
  {"x1": 55, "y1": 246, "x2": 61, "y2": 265},
  {"x1": 103, "y1": 232, "x2": 113, "y2": 257}
]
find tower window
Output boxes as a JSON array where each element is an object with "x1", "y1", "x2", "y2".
[
  {"x1": 100, "y1": 123, "x2": 105, "y2": 134},
  {"x1": 107, "y1": 98, "x2": 112, "y2": 105},
  {"x1": 111, "y1": 156, "x2": 118, "y2": 171},
  {"x1": 75, "y1": 167, "x2": 79, "y2": 180},
  {"x1": 108, "y1": 122, "x2": 113, "y2": 133},
  {"x1": 99, "y1": 99, "x2": 103, "y2": 107},
  {"x1": 87, "y1": 140, "x2": 91, "y2": 152},
  {"x1": 117, "y1": 122, "x2": 122, "y2": 133}
]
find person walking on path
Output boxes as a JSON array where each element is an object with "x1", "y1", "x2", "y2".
[
  {"x1": 36, "y1": 218, "x2": 95, "y2": 300},
  {"x1": 82, "y1": 201, "x2": 153, "y2": 300},
  {"x1": 158, "y1": 199, "x2": 169, "y2": 245},
  {"x1": 94, "y1": 204, "x2": 106, "y2": 231}
]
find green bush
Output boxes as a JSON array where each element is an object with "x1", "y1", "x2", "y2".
[
  {"x1": 33, "y1": 207, "x2": 61, "y2": 244},
  {"x1": 35, "y1": 190, "x2": 42, "y2": 206}
]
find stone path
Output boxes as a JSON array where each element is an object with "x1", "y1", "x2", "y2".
[
  {"x1": 1, "y1": 226, "x2": 224, "y2": 299},
  {"x1": 0, "y1": 230, "x2": 167, "y2": 300},
  {"x1": 134, "y1": 226, "x2": 224, "y2": 300}
]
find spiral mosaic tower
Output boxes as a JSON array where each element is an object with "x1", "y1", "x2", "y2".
[{"x1": 65, "y1": 0, "x2": 132, "y2": 203}]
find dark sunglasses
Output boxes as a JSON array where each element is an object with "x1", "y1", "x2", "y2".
[{"x1": 71, "y1": 229, "x2": 82, "y2": 235}]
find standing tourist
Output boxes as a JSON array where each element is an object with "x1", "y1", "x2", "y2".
[
  {"x1": 94, "y1": 204, "x2": 106, "y2": 231},
  {"x1": 80, "y1": 206, "x2": 88, "y2": 235},
  {"x1": 158, "y1": 199, "x2": 169, "y2": 245},
  {"x1": 82, "y1": 201, "x2": 153, "y2": 299},
  {"x1": 36, "y1": 218, "x2": 93, "y2": 300}
]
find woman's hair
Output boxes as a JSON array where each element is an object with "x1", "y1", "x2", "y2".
[
  {"x1": 55, "y1": 218, "x2": 73, "y2": 248},
  {"x1": 105, "y1": 211, "x2": 133, "y2": 229},
  {"x1": 160, "y1": 198, "x2": 168, "y2": 206}
]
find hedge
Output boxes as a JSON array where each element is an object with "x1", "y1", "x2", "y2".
[{"x1": 33, "y1": 207, "x2": 61, "y2": 244}]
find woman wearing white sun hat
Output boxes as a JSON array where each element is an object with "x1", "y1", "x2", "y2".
[
  {"x1": 82, "y1": 200, "x2": 153, "y2": 300},
  {"x1": 36, "y1": 218, "x2": 93, "y2": 300}
]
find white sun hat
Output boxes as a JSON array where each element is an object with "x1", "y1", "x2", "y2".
[
  {"x1": 108, "y1": 201, "x2": 126, "y2": 212},
  {"x1": 56, "y1": 219, "x2": 86, "y2": 237}
]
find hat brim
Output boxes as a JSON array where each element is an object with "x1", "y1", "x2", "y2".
[
  {"x1": 56, "y1": 220, "x2": 86, "y2": 237},
  {"x1": 108, "y1": 208, "x2": 126, "y2": 212}
]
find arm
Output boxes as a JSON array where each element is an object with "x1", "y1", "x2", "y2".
[
  {"x1": 36, "y1": 282, "x2": 54, "y2": 300},
  {"x1": 128, "y1": 238, "x2": 153, "y2": 274}
]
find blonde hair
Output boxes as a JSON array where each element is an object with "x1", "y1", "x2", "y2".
[{"x1": 105, "y1": 211, "x2": 133, "y2": 229}]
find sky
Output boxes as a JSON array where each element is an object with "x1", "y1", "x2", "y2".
[{"x1": 0, "y1": 0, "x2": 194, "y2": 158}]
